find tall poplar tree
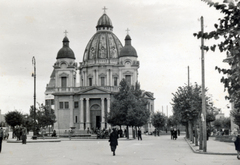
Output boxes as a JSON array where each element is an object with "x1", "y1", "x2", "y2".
[{"x1": 194, "y1": 0, "x2": 240, "y2": 126}]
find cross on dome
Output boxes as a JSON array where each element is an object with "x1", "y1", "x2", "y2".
[
  {"x1": 64, "y1": 30, "x2": 68, "y2": 37},
  {"x1": 102, "y1": 6, "x2": 107, "y2": 14},
  {"x1": 126, "y1": 28, "x2": 130, "y2": 35}
]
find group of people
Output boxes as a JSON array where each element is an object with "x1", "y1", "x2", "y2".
[{"x1": 170, "y1": 127, "x2": 180, "y2": 140}]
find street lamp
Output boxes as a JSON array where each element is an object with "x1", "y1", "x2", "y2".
[{"x1": 32, "y1": 56, "x2": 37, "y2": 140}]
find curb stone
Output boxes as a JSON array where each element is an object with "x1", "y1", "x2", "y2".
[{"x1": 184, "y1": 137, "x2": 236, "y2": 156}]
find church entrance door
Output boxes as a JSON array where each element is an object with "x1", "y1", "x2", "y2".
[
  {"x1": 96, "y1": 116, "x2": 101, "y2": 129},
  {"x1": 90, "y1": 104, "x2": 101, "y2": 130}
]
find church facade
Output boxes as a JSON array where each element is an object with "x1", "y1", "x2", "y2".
[{"x1": 45, "y1": 10, "x2": 155, "y2": 134}]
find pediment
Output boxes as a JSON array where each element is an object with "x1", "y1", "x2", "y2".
[{"x1": 143, "y1": 92, "x2": 154, "y2": 100}]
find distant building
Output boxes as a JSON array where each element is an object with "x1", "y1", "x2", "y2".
[
  {"x1": 0, "y1": 110, "x2": 5, "y2": 125},
  {"x1": 45, "y1": 10, "x2": 155, "y2": 134}
]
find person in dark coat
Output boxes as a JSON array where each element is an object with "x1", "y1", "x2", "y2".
[
  {"x1": 22, "y1": 127, "x2": 27, "y2": 144},
  {"x1": 109, "y1": 128, "x2": 119, "y2": 156},
  {"x1": 52, "y1": 130, "x2": 57, "y2": 137},
  {"x1": 138, "y1": 129, "x2": 142, "y2": 140},
  {"x1": 234, "y1": 132, "x2": 240, "y2": 160},
  {"x1": 172, "y1": 128, "x2": 178, "y2": 140},
  {"x1": 0, "y1": 127, "x2": 3, "y2": 153}
]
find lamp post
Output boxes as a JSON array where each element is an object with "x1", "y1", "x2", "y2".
[{"x1": 32, "y1": 56, "x2": 37, "y2": 139}]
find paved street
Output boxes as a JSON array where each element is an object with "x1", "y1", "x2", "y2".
[{"x1": 1, "y1": 135, "x2": 239, "y2": 165}]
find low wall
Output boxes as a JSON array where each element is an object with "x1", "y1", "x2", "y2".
[{"x1": 215, "y1": 135, "x2": 235, "y2": 143}]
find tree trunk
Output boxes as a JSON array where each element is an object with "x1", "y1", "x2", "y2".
[
  {"x1": 195, "y1": 120, "x2": 198, "y2": 146},
  {"x1": 132, "y1": 126, "x2": 136, "y2": 139},
  {"x1": 127, "y1": 126, "x2": 129, "y2": 139},
  {"x1": 186, "y1": 124, "x2": 189, "y2": 139},
  {"x1": 188, "y1": 121, "x2": 192, "y2": 141}
]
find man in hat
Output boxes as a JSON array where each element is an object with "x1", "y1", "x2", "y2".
[
  {"x1": 0, "y1": 127, "x2": 4, "y2": 153},
  {"x1": 109, "y1": 128, "x2": 119, "y2": 156},
  {"x1": 234, "y1": 131, "x2": 240, "y2": 160}
]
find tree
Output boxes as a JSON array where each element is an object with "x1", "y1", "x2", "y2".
[
  {"x1": 171, "y1": 83, "x2": 214, "y2": 142},
  {"x1": 152, "y1": 112, "x2": 167, "y2": 131},
  {"x1": 167, "y1": 115, "x2": 179, "y2": 127},
  {"x1": 5, "y1": 110, "x2": 24, "y2": 138},
  {"x1": 222, "y1": 117, "x2": 231, "y2": 130},
  {"x1": 128, "y1": 82, "x2": 150, "y2": 128},
  {"x1": 206, "y1": 111, "x2": 216, "y2": 127},
  {"x1": 231, "y1": 108, "x2": 240, "y2": 128},
  {"x1": 5, "y1": 110, "x2": 24, "y2": 128},
  {"x1": 194, "y1": 1, "x2": 240, "y2": 113},
  {"x1": 171, "y1": 84, "x2": 202, "y2": 140},
  {"x1": 212, "y1": 118, "x2": 222, "y2": 131},
  {"x1": 107, "y1": 79, "x2": 150, "y2": 138},
  {"x1": 29, "y1": 104, "x2": 56, "y2": 133}
]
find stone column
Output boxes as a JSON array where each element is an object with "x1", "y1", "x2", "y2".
[
  {"x1": 86, "y1": 98, "x2": 90, "y2": 129},
  {"x1": 69, "y1": 96, "x2": 74, "y2": 128},
  {"x1": 107, "y1": 97, "x2": 111, "y2": 113},
  {"x1": 109, "y1": 69, "x2": 112, "y2": 86},
  {"x1": 119, "y1": 70, "x2": 122, "y2": 82},
  {"x1": 101, "y1": 98, "x2": 105, "y2": 129},
  {"x1": 96, "y1": 70, "x2": 99, "y2": 86},
  {"x1": 80, "y1": 71, "x2": 82, "y2": 86},
  {"x1": 93, "y1": 70, "x2": 96, "y2": 86},
  {"x1": 80, "y1": 98, "x2": 84, "y2": 130},
  {"x1": 107, "y1": 69, "x2": 109, "y2": 86},
  {"x1": 54, "y1": 96, "x2": 59, "y2": 130},
  {"x1": 85, "y1": 71, "x2": 87, "y2": 86},
  {"x1": 107, "y1": 97, "x2": 111, "y2": 129}
]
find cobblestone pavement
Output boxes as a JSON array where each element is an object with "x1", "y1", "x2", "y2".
[{"x1": 1, "y1": 135, "x2": 239, "y2": 165}]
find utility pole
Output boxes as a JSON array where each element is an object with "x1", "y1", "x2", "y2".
[
  {"x1": 188, "y1": 66, "x2": 190, "y2": 86},
  {"x1": 201, "y1": 16, "x2": 207, "y2": 152},
  {"x1": 32, "y1": 56, "x2": 37, "y2": 139}
]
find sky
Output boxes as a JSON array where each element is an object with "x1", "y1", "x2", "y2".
[{"x1": 0, "y1": 0, "x2": 232, "y2": 116}]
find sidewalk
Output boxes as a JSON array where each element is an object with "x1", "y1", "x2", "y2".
[
  {"x1": 6, "y1": 135, "x2": 61, "y2": 143},
  {"x1": 185, "y1": 136, "x2": 236, "y2": 155}
]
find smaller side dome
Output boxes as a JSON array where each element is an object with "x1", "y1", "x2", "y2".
[
  {"x1": 56, "y1": 36, "x2": 75, "y2": 59},
  {"x1": 119, "y1": 35, "x2": 138, "y2": 57},
  {"x1": 96, "y1": 14, "x2": 113, "y2": 30}
]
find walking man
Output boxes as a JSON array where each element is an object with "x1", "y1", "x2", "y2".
[
  {"x1": 138, "y1": 129, "x2": 142, "y2": 140},
  {"x1": 109, "y1": 128, "x2": 119, "y2": 156},
  {"x1": 0, "y1": 127, "x2": 4, "y2": 153}
]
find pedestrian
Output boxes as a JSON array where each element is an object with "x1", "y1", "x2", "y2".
[
  {"x1": 68, "y1": 130, "x2": 72, "y2": 140},
  {"x1": 124, "y1": 129, "x2": 127, "y2": 138},
  {"x1": 41, "y1": 127, "x2": 45, "y2": 140},
  {"x1": 138, "y1": 129, "x2": 142, "y2": 140},
  {"x1": 177, "y1": 128, "x2": 180, "y2": 136},
  {"x1": 22, "y1": 127, "x2": 27, "y2": 144},
  {"x1": 170, "y1": 127, "x2": 173, "y2": 140},
  {"x1": 4, "y1": 128, "x2": 9, "y2": 140},
  {"x1": 172, "y1": 128, "x2": 177, "y2": 140},
  {"x1": 233, "y1": 131, "x2": 240, "y2": 160},
  {"x1": 52, "y1": 130, "x2": 57, "y2": 137},
  {"x1": 109, "y1": 128, "x2": 119, "y2": 156},
  {"x1": 0, "y1": 127, "x2": 3, "y2": 153}
]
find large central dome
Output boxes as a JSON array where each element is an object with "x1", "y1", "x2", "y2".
[{"x1": 83, "y1": 13, "x2": 123, "y2": 62}]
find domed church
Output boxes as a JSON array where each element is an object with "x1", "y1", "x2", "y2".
[{"x1": 45, "y1": 9, "x2": 155, "y2": 134}]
